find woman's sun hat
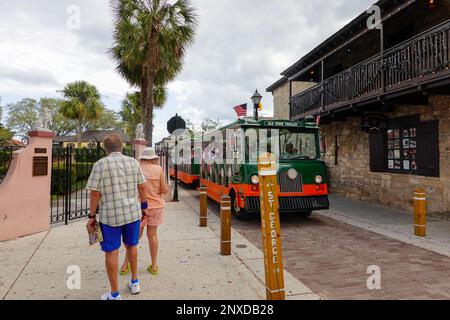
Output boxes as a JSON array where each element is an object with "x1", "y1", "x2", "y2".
[{"x1": 139, "y1": 147, "x2": 160, "y2": 160}]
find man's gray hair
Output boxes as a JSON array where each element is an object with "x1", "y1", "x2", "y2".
[{"x1": 103, "y1": 134, "x2": 124, "y2": 154}]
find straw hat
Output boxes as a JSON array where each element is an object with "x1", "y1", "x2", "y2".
[{"x1": 139, "y1": 147, "x2": 160, "y2": 160}]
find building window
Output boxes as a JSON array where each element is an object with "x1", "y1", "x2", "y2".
[{"x1": 369, "y1": 115, "x2": 439, "y2": 177}]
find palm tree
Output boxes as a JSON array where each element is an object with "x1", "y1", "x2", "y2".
[
  {"x1": 110, "y1": 0, "x2": 198, "y2": 146},
  {"x1": 60, "y1": 81, "x2": 103, "y2": 147},
  {"x1": 120, "y1": 87, "x2": 168, "y2": 138}
]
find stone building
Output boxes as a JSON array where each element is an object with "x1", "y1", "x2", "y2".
[
  {"x1": 267, "y1": 0, "x2": 450, "y2": 213},
  {"x1": 267, "y1": 78, "x2": 317, "y2": 120}
]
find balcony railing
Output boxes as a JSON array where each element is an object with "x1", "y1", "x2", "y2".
[{"x1": 291, "y1": 20, "x2": 450, "y2": 119}]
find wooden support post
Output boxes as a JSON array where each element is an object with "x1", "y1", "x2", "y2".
[
  {"x1": 220, "y1": 195, "x2": 231, "y2": 255},
  {"x1": 258, "y1": 152, "x2": 285, "y2": 301},
  {"x1": 414, "y1": 188, "x2": 427, "y2": 237},
  {"x1": 199, "y1": 185, "x2": 208, "y2": 227}
]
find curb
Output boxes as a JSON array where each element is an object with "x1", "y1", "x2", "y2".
[{"x1": 320, "y1": 209, "x2": 450, "y2": 258}]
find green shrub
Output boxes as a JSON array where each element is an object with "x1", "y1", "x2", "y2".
[
  {"x1": 51, "y1": 163, "x2": 77, "y2": 195},
  {"x1": 74, "y1": 162, "x2": 94, "y2": 181},
  {"x1": 74, "y1": 149, "x2": 105, "y2": 163}
]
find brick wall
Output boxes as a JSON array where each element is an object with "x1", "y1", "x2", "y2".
[
  {"x1": 321, "y1": 95, "x2": 450, "y2": 213},
  {"x1": 272, "y1": 81, "x2": 317, "y2": 120}
]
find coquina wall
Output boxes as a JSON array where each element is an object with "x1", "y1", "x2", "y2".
[
  {"x1": 321, "y1": 95, "x2": 450, "y2": 213},
  {"x1": 272, "y1": 81, "x2": 317, "y2": 120}
]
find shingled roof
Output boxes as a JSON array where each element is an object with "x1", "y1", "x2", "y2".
[{"x1": 53, "y1": 130, "x2": 131, "y2": 143}]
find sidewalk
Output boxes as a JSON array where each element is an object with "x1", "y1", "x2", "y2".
[
  {"x1": 0, "y1": 188, "x2": 319, "y2": 300},
  {"x1": 321, "y1": 194, "x2": 450, "y2": 257}
]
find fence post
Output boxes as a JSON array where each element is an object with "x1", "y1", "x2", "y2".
[
  {"x1": 413, "y1": 188, "x2": 427, "y2": 237},
  {"x1": 220, "y1": 195, "x2": 231, "y2": 255},
  {"x1": 0, "y1": 130, "x2": 54, "y2": 241},
  {"x1": 199, "y1": 185, "x2": 208, "y2": 227},
  {"x1": 258, "y1": 152, "x2": 285, "y2": 300}
]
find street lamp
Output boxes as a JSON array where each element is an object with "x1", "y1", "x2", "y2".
[{"x1": 251, "y1": 89, "x2": 263, "y2": 121}]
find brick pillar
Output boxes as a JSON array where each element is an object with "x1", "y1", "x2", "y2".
[
  {"x1": 0, "y1": 130, "x2": 55, "y2": 241},
  {"x1": 133, "y1": 139, "x2": 148, "y2": 160}
]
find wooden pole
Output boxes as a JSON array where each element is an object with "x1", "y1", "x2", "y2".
[
  {"x1": 220, "y1": 195, "x2": 231, "y2": 255},
  {"x1": 199, "y1": 185, "x2": 208, "y2": 227},
  {"x1": 413, "y1": 188, "x2": 427, "y2": 237},
  {"x1": 258, "y1": 152, "x2": 285, "y2": 300}
]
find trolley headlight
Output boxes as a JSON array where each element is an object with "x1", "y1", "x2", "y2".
[
  {"x1": 287, "y1": 168, "x2": 298, "y2": 180},
  {"x1": 315, "y1": 175, "x2": 323, "y2": 184},
  {"x1": 251, "y1": 175, "x2": 259, "y2": 185}
]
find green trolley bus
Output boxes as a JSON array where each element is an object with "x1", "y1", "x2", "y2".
[
  {"x1": 169, "y1": 137, "x2": 201, "y2": 186},
  {"x1": 200, "y1": 117, "x2": 329, "y2": 220}
]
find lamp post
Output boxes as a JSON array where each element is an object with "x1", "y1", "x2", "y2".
[
  {"x1": 167, "y1": 114, "x2": 186, "y2": 202},
  {"x1": 251, "y1": 89, "x2": 263, "y2": 121}
]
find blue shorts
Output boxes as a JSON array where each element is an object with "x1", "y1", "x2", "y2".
[{"x1": 99, "y1": 220, "x2": 141, "y2": 252}]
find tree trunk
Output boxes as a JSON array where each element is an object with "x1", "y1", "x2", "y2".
[
  {"x1": 76, "y1": 123, "x2": 82, "y2": 148},
  {"x1": 141, "y1": 31, "x2": 158, "y2": 147}
]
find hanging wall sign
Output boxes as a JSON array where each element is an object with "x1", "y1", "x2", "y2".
[{"x1": 361, "y1": 113, "x2": 388, "y2": 133}]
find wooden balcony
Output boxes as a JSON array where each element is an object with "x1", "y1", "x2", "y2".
[{"x1": 290, "y1": 20, "x2": 450, "y2": 120}]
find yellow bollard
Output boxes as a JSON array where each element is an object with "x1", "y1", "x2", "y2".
[
  {"x1": 220, "y1": 195, "x2": 231, "y2": 256},
  {"x1": 413, "y1": 188, "x2": 427, "y2": 237},
  {"x1": 199, "y1": 185, "x2": 208, "y2": 227},
  {"x1": 258, "y1": 152, "x2": 285, "y2": 301}
]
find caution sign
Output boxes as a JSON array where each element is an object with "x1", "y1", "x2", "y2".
[{"x1": 257, "y1": 152, "x2": 285, "y2": 300}]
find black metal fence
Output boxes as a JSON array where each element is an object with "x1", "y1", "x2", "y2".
[
  {"x1": 155, "y1": 144, "x2": 171, "y2": 184},
  {"x1": 0, "y1": 146, "x2": 14, "y2": 184},
  {"x1": 50, "y1": 146, "x2": 135, "y2": 225}
]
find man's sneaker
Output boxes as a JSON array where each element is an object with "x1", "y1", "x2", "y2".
[
  {"x1": 101, "y1": 292, "x2": 122, "y2": 300},
  {"x1": 128, "y1": 279, "x2": 141, "y2": 295}
]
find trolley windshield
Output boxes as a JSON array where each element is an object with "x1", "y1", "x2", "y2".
[{"x1": 278, "y1": 128, "x2": 318, "y2": 160}]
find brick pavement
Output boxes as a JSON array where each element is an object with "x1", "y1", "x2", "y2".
[{"x1": 231, "y1": 213, "x2": 450, "y2": 300}]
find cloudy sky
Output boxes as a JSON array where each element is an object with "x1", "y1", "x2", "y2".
[{"x1": 0, "y1": 0, "x2": 374, "y2": 143}]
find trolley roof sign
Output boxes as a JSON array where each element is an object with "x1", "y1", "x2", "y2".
[{"x1": 219, "y1": 117, "x2": 319, "y2": 130}]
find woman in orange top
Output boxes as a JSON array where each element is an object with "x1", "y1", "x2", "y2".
[{"x1": 120, "y1": 147, "x2": 169, "y2": 275}]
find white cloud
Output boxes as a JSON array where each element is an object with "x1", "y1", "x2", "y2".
[{"x1": 0, "y1": 0, "x2": 375, "y2": 144}]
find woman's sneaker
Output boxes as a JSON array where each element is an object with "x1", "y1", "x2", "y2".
[
  {"x1": 101, "y1": 292, "x2": 122, "y2": 300},
  {"x1": 128, "y1": 279, "x2": 141, "y2": 294}
]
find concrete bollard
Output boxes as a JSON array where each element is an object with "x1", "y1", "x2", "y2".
[
  {"x1": 220, "y1": 195, "x2": 231, "y2": 255},
  {"x1": 413, "y1": 188, "x2": 427, "y2": 237},
  {"x1": 199, "y1": 185, "x2": 208, "y2": 227}
]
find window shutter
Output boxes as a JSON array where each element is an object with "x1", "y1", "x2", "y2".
[
  {"x1": 417, "y1": 120, "x2": 439, "y2": 177},
  {"x1": 369, "y1": 132, "x2": 386, "y2": 172}
]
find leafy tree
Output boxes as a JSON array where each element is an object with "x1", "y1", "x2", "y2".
[
  {"x1": 120, "y1": 90, "x2": 167, "y2": 139},
  {"x1": 110, "y1": 0, "x2": 198, "y2": 146},
  {"x1": 40, "y1": 98, "x2": 78, "y2": 136},
  {"x1": 5, "y1": 97, "x2": 78, "y2": 137},
  {"x1": 60, "y1": 81, "x2": 103, "y2": 147},
  {"x1": 5, "y1": 98, "x2": 40, "y2": 136},
  {"x1": 201, "y1": 118, "x2": 221, "y2": 133},
  {"x1": 85, "y1": 107, "x2": 122, "y2": 131},
  {"x1": 120, "y1": 92, "x2": 141, "y2": 138},
  {"x1": 0, "y1": 126, "x2": 13, "y2": 144}
]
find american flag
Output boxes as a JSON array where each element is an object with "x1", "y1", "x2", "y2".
[{"x1": 233, "y1": 104, "x2": 247, "y2": 118}]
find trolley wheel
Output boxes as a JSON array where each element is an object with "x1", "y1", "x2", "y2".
[
  {"x1": 230, "y1": 192, "x2": 250, "y2": 221},
  {"x1": 300, "y1": 211, "x2": 312, "y2": 218}
]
